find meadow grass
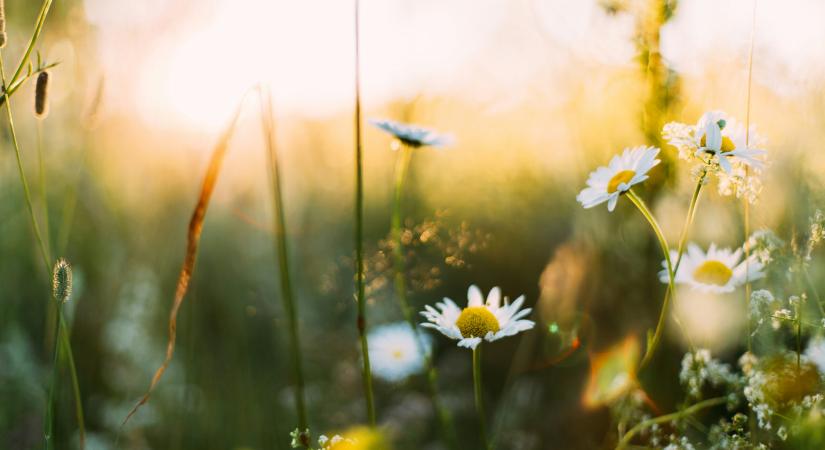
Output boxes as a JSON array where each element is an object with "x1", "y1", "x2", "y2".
[{"x1": 258, "y1": 86, "x2": 309, "y2": 443}]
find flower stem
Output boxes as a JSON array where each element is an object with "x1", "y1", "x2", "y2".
[
  {"x1": 616, "y1": 397, "x2": 726, "y2": 449},
  {"x1": 1, "y1": 50, "x2": 86, "y2": 449},
  {"x1": 258, "y1": 88, "x2": 308, "y2": 434},
  {"x1": 37, "y1": 120, "x2": 52, "y2": 260},
  {"x1": 390, "y1": 144, "x2": 458, "y2": 449},
  {"x1": 353, "y1": 0, "x2": 376, "y2": 426},
  {"x1": 44, "y1": 302, "x2": 63, "y2": 450},
  {"x1": 473, "y1": 346, "x2": 491, "y2": 450},
  {"x1": 626, "y1": 190, "x2": 674, "y2": 370}
]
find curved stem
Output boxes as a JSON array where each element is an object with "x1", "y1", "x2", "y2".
[
  {"x1": 616, "y1": 397, "x2": 726, "y2": 449},
  {"x1": 353, "y1": 0, "x2": 375, "y2": 426},
  {"x1": 390, "y1": 144, "x2": 458, "y2": 449},
  {"x1": 473, "y1": 346, "x2": 491, "y2": 450},
  {"x1": 258, "y1": 88, "x2": 308, "y2": 434},
  {"x1": 625, "y1": 190, "x2": 674, "y2": 369}
]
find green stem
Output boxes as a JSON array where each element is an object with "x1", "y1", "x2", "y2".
[
  {"x1": 353, "y1": 0, "x2": 375, "y2": 426},
  {"x1": 45, "y1": 303, "x2": 63, "y2": 450},
  {"x1": 616, "y1": 397, "x2": 726, "y2": 449},
  {"x1": 390, "y1": 144, "x2": 458, "y2": 450},
  {"x1": 258, "y1": 89, "x2": 308, "y2": 433},
  {"x1": 1, "y1": 49, "x2": 85, "y2": 448},
  {"x1": 473, "y1": 346, "x2": 491, "y2": 450},
  {"x1": 626, "y1": 190, "x2": 674, "y2": 370},
  {"x1": 37, "y1": 120, "x2": 52, "y2": 258}
]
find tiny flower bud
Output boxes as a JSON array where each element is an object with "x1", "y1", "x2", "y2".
[
  {"x1": 35, "y1": 71, "x2": 50, "y2": 118},
  {"x1": 52, "y1": 258, "x2": 72, "y2": 303}
]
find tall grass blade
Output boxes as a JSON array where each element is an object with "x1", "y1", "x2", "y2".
[{"x1": 122, "y1": 101, "x2": 244, "y2": 426}]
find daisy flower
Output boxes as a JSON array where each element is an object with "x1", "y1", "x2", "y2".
[
  {"x1": 369, "y1": 118, "x2": 454, "y2": 148},
  {"x1": 659, "y1": 243, "x2": 764, "y2": 294},
  {"x1": 664, "y1": 111, "x2": 766, "y2": 170},
  {"x1": 367, "y1": 322, "x2": 430, "y2": 383},
  {"x1": 420, "y1": 285, "x2": 534, "y2": 350},
  {"x1": 576, "y1": 146, "x2": 661, "y2": 212}
]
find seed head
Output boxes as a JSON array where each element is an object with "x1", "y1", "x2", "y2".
[
  {"x1": 52, "y1": 258, "x2": 72, "y2": 303},
  {"x1": 35, "y1": 71, "x2": 50, "y2": 118},
  {"x1": 0, "y1": 0, "x2": 6, "y2": 49}
]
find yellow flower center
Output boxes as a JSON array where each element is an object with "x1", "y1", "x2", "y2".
[
  {"x1": 700, "y1": 135, "x2": 736, "y2": 152},
  {"x1": 391, "y1": 349, "x2": 404, "y2": 360},
  {"x1": 456, "y1": 306, "x2": 500, "y2": 338},
  {"x1": 693, "y1": 260, "x2": 733, "y2": 286},
  {"x1": 607, "y1": 170, "x2": 636, "y2": 194}
]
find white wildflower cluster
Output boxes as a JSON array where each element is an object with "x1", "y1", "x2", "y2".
[
  {"x1": 679, "y1": 349, "x2": 739, "y2": 399},
  {"x1": 663, "y1": 435, "x2": 697, "y2": 450},
  {"x1": 290, "y1": 428, "x2": 354, "y2": 450},
  {"x1": 662, "y1": 111, "x2": 767, "y2": 203},
  {"x1": 739, "y1": 353, "x2": 774, "y2": 430},
  {"x1": 749, "y1": 289, "x2": 776, "y2": 334},
  {"x1": 747, "y1": 229, "x2": 784, "y2": 266},
  {"x1": 317, "y1": 434, "x2": 353, "y2": 449}
]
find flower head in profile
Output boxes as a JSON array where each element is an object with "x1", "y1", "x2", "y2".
[
  {"x1": 420, "y1": 285, "x2": 534, "y2": 350},
  {"x1": 367, "y1": 322, "x2": 430, "y2": 383},
  {"x1": 369, "y1": 118, "x2": 454, "y2": 149},
  {"x1": 663, "y1": 111, "x2": 767, "y2": 202},
  {"x1": 576, "y1": 146, "x2": 660, "y2": 212},
  {"x1": 660, "y1": 243, "x2": 764, "y2": 293}
]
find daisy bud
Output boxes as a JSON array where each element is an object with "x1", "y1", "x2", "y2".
[
  {"x1": 52, "y1": 258, "x2": 72, "y2": 304},
  {"x1": 0, "y1": 0, "x2": 6, "y2": 48},
  {"x1": 35, "y1": 71, "x2": 50, "y2": 118}
]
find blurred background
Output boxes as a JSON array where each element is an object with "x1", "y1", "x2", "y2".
[{"x1": 2, "y1": 0, "x2": 825, "y2": 448}]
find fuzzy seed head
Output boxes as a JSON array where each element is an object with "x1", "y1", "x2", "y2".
[
  {"x1": 52, "y1": 258, "x2": 72, "y2": 303},
  {"x1": 35, "y1": 71, "x2": 50, "y2": 118},
  {"x1": 0, "y1": 0, "x2": 6, "y2": 49}
]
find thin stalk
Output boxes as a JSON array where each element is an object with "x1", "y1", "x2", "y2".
[
  {"x1": 473, "y1": 346, "x2": 491, "y2": 450},
  {"x1": 353, "y1": 0, "x2": 375, "y2": 426},
  {"x1": 390, "y1": 144, "x2": 458, "y2": 450},
  {"x1": 44, "y1": 302, "x2": 63, "y2": 450},
  {"x1": 626, "y1": 190, "x2": 674, "y2": 369},
  {"x1": 36, "y1": 120, "x2": 52, "y2": 260},
  {"x1": 743, "y1": 0, "x2": 757, "y2": 354},
  {"x1": 258, "y1": 88, "x2": 308, "y2": 435},
  {"x1": 1, "y1": 53, "x2": 85, "y2": 448},
  {"x1": 616, "y1": 397, "x2": 726, "y2": 449}
]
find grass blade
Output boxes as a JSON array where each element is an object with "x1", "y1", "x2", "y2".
[{"x1": 122, "y1": 101, "x2": 244, "y2": 426}]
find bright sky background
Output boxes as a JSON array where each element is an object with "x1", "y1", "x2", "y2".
[{"x1": 80, "y1": 0, "x2": 825, "y2": 130}]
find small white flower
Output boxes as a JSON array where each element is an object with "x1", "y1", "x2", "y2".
[
  {"x1": 420, "y1": 285, "x2": 535, "y2": 350},
  {"x1": 660, "y1": 243, "x2": 764, "y2": 293},
  {"x1": 695, "y1": 113, "x2": 765, "y2": 174},
  {"x1": 576, "y1": 146, "x2": 661, "y2": 212},
  {"x1": 367, "y1": 322, "x2": 430, "y2": 383},
  {"x1": 805, "y1": 336, "x2": 825, "y2": 375},
  {"x1": 369, "y1": 118, "x2": 454, "y2": 148}
]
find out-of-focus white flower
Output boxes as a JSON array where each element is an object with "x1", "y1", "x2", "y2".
[
  {"x1": 660, "y1": 243, "x2": 764, "y2": 293},
  {"x1": 576, "y1": 146, "x2": 660, "y2": 212},
  {"x1": 805, "y1": 336, "x2": 825, "y2": 375},
  {"x1": 421, "y1": 285, "x2": 534, "y2": 350},
  {"x1": 369, "y1": 118, "x2": 454, "y2": 148},
  {"x1": 367, "y1": 322, "x2": 430, "y2": 383}
]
